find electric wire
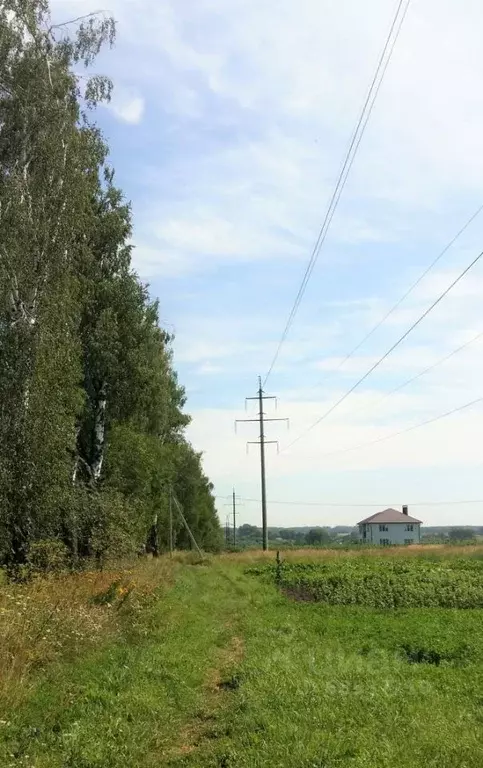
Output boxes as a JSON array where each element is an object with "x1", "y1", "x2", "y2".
[
  {"x1": 312, "y1": 202, "x2": 483, "y2": 391},
  {"x1": 263, "y1": 0, "x2": 412, "y2": 387},
  {"x1": 355, "y1": 329, "x2": 483, "y2": 418},
  {"x1": 283, "y1": 248, "x2": 483, "y2": 451},
  {"x1": 216, "y1": 496, "x2": 483, "y2": 508},
  {"x1": 306, "y1": 395, "x2": 483, "y2": 461}
]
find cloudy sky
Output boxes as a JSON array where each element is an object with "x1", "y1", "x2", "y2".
[{"x1": 54, "y1": 0, "x2": 483, "y2": 527}]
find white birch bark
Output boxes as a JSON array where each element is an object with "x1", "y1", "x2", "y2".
[{"x1": 91, "y1": 383, "x2": 107, "y2": 482}]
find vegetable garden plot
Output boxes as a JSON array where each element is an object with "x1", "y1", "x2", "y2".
[{"x1": 248, "y1": 556, "x2": 483, "y2": 608}]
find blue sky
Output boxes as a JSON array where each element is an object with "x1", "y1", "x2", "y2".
[{"x1": 54, "y1": 0, "x2": 483, "y2": 527}]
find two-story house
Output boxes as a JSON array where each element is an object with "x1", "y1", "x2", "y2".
[{"x1": 358, "y1": 506, "x2": 422, "y2": 545}]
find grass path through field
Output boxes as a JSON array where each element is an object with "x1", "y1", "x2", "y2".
[
  {"x1": 2, "y1": 558, "x2": 483, "y2": 767},
  {"x1": 0, "y1": 562, "x2": 248, "y2": 767},
  {"x1": 179, "y1": 561, "x2": 483, "y2": 768}
]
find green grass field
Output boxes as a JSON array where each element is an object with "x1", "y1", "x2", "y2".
[{"x1": 1, "y1": 549, "x2": 483, "y2": 767}]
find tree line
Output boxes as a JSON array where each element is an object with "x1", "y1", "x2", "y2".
[
  {"x1": 232, "y1": 524, "x2": 480, "y2": 548},
  {"x1": 0, "y1": 1, "x2": 222, "y2": 570},
  {"x1": 233, "y1": 525, "x2": 347, "y2": 547}
]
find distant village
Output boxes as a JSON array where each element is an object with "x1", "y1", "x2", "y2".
[{"x1": 229, "y1": 519, "x2": 482, "y2": 548}]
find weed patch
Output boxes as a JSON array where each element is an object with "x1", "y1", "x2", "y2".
[
  {"x1": 2, "y1": 556, "x2": 483, "y2": 767},
  {"x1": 0, "y1": 558, "x2": 173, "y2": 709},
  {"x1": 216, "y1": 673, "x2": 241, "y2": 691},
  {"x1": 400, "y1": 642, "x2": 473, "y2": 666}
]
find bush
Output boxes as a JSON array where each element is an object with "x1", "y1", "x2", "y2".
[{"x1": 27, "y1": 540, "x2": 69, "y2": 574}]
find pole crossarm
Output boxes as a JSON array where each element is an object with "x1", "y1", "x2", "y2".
[
  {"x1": 247, "y1": 440, "x2": 279, "y2": 454},
  {"x1": 235, "y1": 376, "x2": 289, "y2": 551},
  {"x1": 224, "y1": 488, "x2": 243, "y2": 547}
]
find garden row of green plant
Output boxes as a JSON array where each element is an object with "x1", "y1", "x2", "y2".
[{"x1": 248, "y1": 556, "x2": 483, "y2": 608}]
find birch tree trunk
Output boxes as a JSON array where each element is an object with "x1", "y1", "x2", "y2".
[
  {"x1": 91, "y1": 383, "x2": 108, "y2": 482},
  {"x1": 0, "y1": 2, "x2": 115, "y2": 565}
]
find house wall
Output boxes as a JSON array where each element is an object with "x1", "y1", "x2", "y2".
[{"x1": 359, "y1": 522, "x2": 421, "y2": 545}]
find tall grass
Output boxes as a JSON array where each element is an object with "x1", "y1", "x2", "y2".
[
  {"x1": 0, "y1": 558, "x2": 174, "y2": 708},
  {"x1": 1, "y1": 554, "x2": 483, "y2": 766},
  {"x1": 224, "y1": 543, "x2": 483, "y2": 565}
]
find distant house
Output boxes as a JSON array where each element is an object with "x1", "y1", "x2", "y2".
[{"x1": 358, "y1": 506, "x2": 422, "y2": 546}]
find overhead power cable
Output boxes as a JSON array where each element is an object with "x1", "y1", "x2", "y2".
[
  {"x1": 313, "y1": 202, "x2": 483, "y2": 390},
  {"x1": 357, "y1": 329, "x2": 483, "y2": 417},
  {"x1": 263, "y1": 0, "x2": 412, "y2": 387},
  {"x1": 283, "y1": 247, "x2": 483, "y2": 451},
  {"x1": 308, "y1": 395, "x2": 483, "y2": 461},
  {"x1": 216, "y1": 496, "x2": 483, "y2": 508}
]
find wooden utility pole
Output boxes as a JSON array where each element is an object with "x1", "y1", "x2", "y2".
[
  {"x1": 236, "y1": 377, "x2": 288, "y2": 551},
  {"x1": 171, "y1": 491, "x2": 203, "y2": 559},
  {"x1": 169, "y1": 489, "x2": 173, "y2": 558}
]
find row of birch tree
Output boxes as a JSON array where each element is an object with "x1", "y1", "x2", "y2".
[{"x1": 0, "y1": 1, "x2": 222, "y2": 569}]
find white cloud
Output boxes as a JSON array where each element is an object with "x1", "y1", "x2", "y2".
[
  {"x1": 183, "y1": 265, "x2": 483, "y2": 526},
  {"x1": 54, "y1": 0, "x2": 483, "y2": 209},
  {"x1": 188, "y1": 388, "x2": 483, "y2": 526},
  {"x1": 196, "y1": 363, "x2": 224, "y2": 376},
  {"x1": 173, "y1": 318, "x2": 342, "y2": 376},
  {"x1": 103, "y1": 0, "x2": 483, "y2": 208},
  {"x1": 107, "y1": 87, "x2": 145, "y2": 124},
  {"x1": 50, "y1": 0, "x2": 483, "y2": 526},
  {"x1": 131, "y1": 243, "x2": 190, "y2": 278}
]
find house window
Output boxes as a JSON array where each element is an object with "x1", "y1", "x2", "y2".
[
  {"x1": 404, "y1": 539, "x2": 413, "y2": 545},
  {"x1": 379, "y1": 524, "x2": 388, "y2": 532},
  {"x1": 405, "y1": 524, "x2": 414, "y2": 532},
  {"x1": 380, "y1": 538, "x2": 390, "y2": 546}
]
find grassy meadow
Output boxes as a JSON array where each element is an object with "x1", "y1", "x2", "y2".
[{"x1": 1, "y1": 546, "x2": 483, "y2": 767}]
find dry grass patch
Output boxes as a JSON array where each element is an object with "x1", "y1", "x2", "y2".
[
  {"x1": 0, "y1": 557, "x2": 175, "y2": 707},
  {"x1": 222, "y1": 544, "x2": 483, "y2": 566}
]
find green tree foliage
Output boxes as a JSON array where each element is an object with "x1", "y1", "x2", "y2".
[
  {"x1": 238, "y1": 524, "x2": 261, "y2": 541},
  {"x1": 448, "y1": 528, "x2": 476, "y2": 542},
  {"x1": 278, "y1": 529, "x2": 306, "y2": 543},
  {"x1": 0, "y1": 1, "x2": 220, "y2": 568},
  {"x1": 305, "y1": 528, "x2": 331, "y2": 546}
]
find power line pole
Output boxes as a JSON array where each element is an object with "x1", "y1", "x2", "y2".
[
  {"x1": 169, "y1": 488, "x2": 173, "y2": 558},
  {"x1": 224, "y1": 488, "x2": 243, "y2": 547},
  {"x1": 236, "y1": 377, "x2": 288, "y2": 551},
  {"x1": 171, "y1": 490, "x2": 204, "y2": 560}
]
